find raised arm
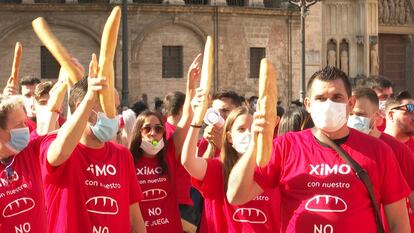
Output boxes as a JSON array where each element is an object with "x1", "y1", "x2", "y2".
[
  {"x1": 173, "y1": 53, "x2": 201, "y2": 157},
  {"x1": 46, "y1": 75, "x2": 107, "y2": 166},
  {"x1": 181, "y1": 88, "x2": 208, "y2": 181},
  {"x1": 226, "y1": 112, "x2": 265, "y2": 205}
]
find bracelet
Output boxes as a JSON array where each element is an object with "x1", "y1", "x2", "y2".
[{"x1": 190, "y1": 124, "x2": 202, "y2": 128}]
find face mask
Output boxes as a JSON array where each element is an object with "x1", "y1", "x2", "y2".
[
  {"x1": 6, "y1": 127, "x2": 30, "y2": 154},
  {"x1": 140, "y1": 139, "x2": 165, "y2": 155},
  {"x1": 347, "y1": 115, "x2": 371, "y2": 134},
  {"x1": 90, "y1": 112, "x2": 119, "y2": 142},
  {"x1": 379, "y1": 100, "x2": 386, "y2": 113},
  {"x1": 310, "y1": 99, "x2": 348, "y2": 133},
  {"x1": 232, "y1": 130, "x2": 251, "y2": 154}
]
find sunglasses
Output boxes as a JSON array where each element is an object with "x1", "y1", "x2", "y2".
[
  {"x1": 391, "y1": 104, "x2": 414, "y2": 113},
  {"x1": 141, "y1": 125, "x2": 164, "y2": 135}
]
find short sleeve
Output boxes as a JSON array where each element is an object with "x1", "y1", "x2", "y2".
[
  {"x1": 127, "y1": 150, "x2": 142, "y2": 204},
  {"x1": 379, "y1": 144, "x2": 411, "y2": 205},
  {"x1": 191, "y1": 158, "x2": 224, "y2": 200},
  {"x1": 254, "y1": 136, "x2": 284, "y2": 190}
]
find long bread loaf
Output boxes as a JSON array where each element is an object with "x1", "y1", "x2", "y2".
[
  {"x1": 10, "y1": 42, "x2": 22, "y2": 87},
  {"x1": 32, "y1": 17, "x2": 83, "y2": 84},
  {"x1": 256, "y1": 58, "x2": 278, "y2": 167},
  {"x1": 193, "y1": 36, "x2": 214, "y2": 125},
  {"x1": 97, "y1": 6, "x2": 121, "y2": 119}
]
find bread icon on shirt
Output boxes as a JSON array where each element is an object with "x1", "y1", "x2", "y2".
[
  {"x1": 2, "y1": 197, "x2": 35, "y2": 218},
  {"x1": 232, "y1": 208, "x2": 267, "y2": 224},
  {"x1": 86, "y1": 196, "x2": 119, "y2": 215},
  {"x1": 305, "y1": 195, "x2": 347, "y2": 213},
  {"x1": 142, "y1": 189, "x2": 167, "y2": 202}
]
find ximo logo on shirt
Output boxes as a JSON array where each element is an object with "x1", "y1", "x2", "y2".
[
  {"x1": 0, "y1": 171, "x2": 19, "y2": 186},
  {"x1": 309, "y1": 164, "x2": 351, "y2": 176},
  {"x1": 136, "y1": 167, "x2": 163, "y2": 176},
  {"x1": 86, "y1": 164, "x2": 117, "y2": 177}
]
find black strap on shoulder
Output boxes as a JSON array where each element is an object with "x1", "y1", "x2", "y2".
[{"x1": 311, "y1": 128, "x2": 385, "y2": 233}]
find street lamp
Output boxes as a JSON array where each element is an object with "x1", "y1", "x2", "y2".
[{"x1": 288, "y1": 0, "x2": 318, "y2": 102}]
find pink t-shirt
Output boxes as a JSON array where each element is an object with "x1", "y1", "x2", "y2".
[
  {"x1": 0, "y1": 137, "x2": 47, "y2": 233},
  {"x1": 404, "y1": 137, "x2": 414, "y2": 154},
  {"x1": 40, "y1": 134, "x2": 142, "y2": 233},
  {"x1": 255, "y1": 128, "x2": 410, "y2": 233},
  {"x1": 30, "y1": 129, "x2": 39, "y2": 141},
  {"x1": 135, "y1": 139, "x2": 183, "y2": 233},
  {"x1": 193, "y1": 158, "x2": 279, "y2": 233},
  {"x1": 164, "y1": 121, "x2": 193, "y2": 206}
]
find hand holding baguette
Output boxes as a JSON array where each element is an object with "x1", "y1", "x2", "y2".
[
  {"x1": 32, "y1": 17, "x2": 84, "y2": 84},
  {"x1": 97, "y1": 6, "x2": 121, "y2": 119},
  {"x1": 256, "y1": 58, "x2": 278, "y2": 167},
  {"x1": 192, "y1": 36, "x2": 214, "y2": 126},
  {"x1": 47, "y1": 68, "x2": 68, "y2": 113}
]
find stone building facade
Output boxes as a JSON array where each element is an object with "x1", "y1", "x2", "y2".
[{"x1": 0, "y1": 2, "x2": 301, "y2": 107}]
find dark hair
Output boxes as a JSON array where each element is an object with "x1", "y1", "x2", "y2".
[
  {"x1": 213, "y1": 91, "x2": 242, "y2": 107},
  {"x1": 362, "y1": 75, "x2": 393, "y2": 91},
  {"x1": 20, "y1": 76, "x2": 41, "y2": 86},
  {"x1": 163, "y1": 91, "x2": 185, "y2": 116},
  {"x1": 306, "y1": 66, "x2": 352, "y2": 97},
  {"x1": 277, "y1": 106, "x2": 285, "y2": 118},
  {"x1": 154, "y1": 98, "x2": 163, "y2": 109},
  {"x1": 129, "y1": 110, "x2": 168, "y2": 174},
  {"x1": 352, "y1": 87, "x2": 379, "y2": 107},
  {"x1": 277, "y1": 106, "x2": 314, "y2": 136},
  {"x1": 34, "y1": 81, "x2": 53, "y2": 101},
  {"x1": 396, "y1": 90, "x2": 412, "y2": 100},
  {"x1": 130, "y1": 100, "x2": 148, "y2": 116},
  {"x1": 385, "y1": 91, "x2": 413, "y2": 112},
  {"x1": 68, "y1": 76, "x2": 88, "y2": 114}
]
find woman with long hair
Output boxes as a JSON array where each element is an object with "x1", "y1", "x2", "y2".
[{"x1": 182, "y1": 105, "x2": 278, "y2": 232}]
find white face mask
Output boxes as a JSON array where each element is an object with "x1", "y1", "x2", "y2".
[
  {"x1": 347, "y1": 115, "x2": 371, "y2": 134},
  {"x1": 140, "y1": 138, "x2": 165, "y2": 155},
  {"x1": 379, "y1": 100, "x2": 387, "y2": 114},
  {"x1": 231, "y1": 130, "x2": 251, "y2": 154},
  {"x1": 310, "y1": 99, "x2": 348, "y2": 133}
]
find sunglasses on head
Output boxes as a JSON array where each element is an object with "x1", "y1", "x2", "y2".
[
  {"x1": 391, "y1": 104, "x2": 414, "y2": 113},
  {"x1": 141, "y1": 125, "x2": 164, "y2": 135}
]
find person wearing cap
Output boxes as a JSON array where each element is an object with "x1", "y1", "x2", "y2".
[
  {"x1": 0, "y1": 94, "x2": 47, "y2": 232},
  {"x1": 227, "y1": 66, "x2": 410, "y2": 233}
]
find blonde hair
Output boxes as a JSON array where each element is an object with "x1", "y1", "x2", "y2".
[{"x1": 0, "y1": 95, "x2": 24, "y2": 129}]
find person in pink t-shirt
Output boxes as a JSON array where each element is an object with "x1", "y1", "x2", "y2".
[
  {"x1": 348, "y1": 87, "x2": 414, "y2": 232},
  {"x1": 40, "y1": 74, "x2": 146, "y2": 233},
  {"x1": 182, "y1": 106, "x2": 279, "y2": 233},
  {"x1": 228, "y1": 66, "x2": 411, "y2": 233},
  {"x1": 128, "y1": 54, "x2": 200, "y2": 233},
  {"x1": 0, "y1": 95, "x2": 47, "y2": 232},
  {"x1": 384, "y1": 93, "x2": 414, "y2": 153}
]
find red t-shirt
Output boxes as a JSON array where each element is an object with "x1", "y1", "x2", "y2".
[
  {"x1": 164, "y1": 122, "x2": 193, "y2": 206},
  {"x1": 30, "y1": 129, "x2": 40, "y2": 141},
  {"x1": 404, "y1": 137, "x2": 414, "y2": 154},
  {"x1": 254, "y1": 128, "x2": 410, "y2": 233},
  {"x1": 0, "y1": 137, "x2": 47, "y2": 233},
  {"x1": 25, "y1": 118, "x2": 36, "y2": 133},
  {"x1": 193, "y1": 158, "x2": 279, "y2": 233},
  {"x1": 40, "y1": 134, "x2": 142, "y2": 233},
  {"x1": 135, "y1": 139, "x2": 183, "y2": 233}
]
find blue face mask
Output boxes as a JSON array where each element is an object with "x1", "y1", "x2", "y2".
[
  {"x1": 7, "y1": 127, "x2": 30, "y2": 153},
  {"x1": 90, "y1": 112, "x2": 119, "y2": 142}
]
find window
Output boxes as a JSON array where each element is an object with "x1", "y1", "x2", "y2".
[
  {"x1": 41, "y1": 46, "x2": 60, "y2": 79},
  {"x1": 250, "y1": 47, "x2": 266, "y2": 79},
  {"x1": 162, "y1": 46, "x2": 183, "y2": 78},
  {"x1": 0, "y1": 0, "x2": 22, "y2": 3}
]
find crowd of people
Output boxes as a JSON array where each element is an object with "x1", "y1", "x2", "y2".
[{"x1": 0, "y1": 51, "x2": 414, "y2": 233}]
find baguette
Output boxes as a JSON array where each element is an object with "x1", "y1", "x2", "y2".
[
  {"x1": 47, "y1": 68, "x2": 68, "y2": 112},
  {"x1": 10, "y1": 42, "x2": 22, "y2": 87},
  {"x1": 193, "y1": 36, "x2": 214, "y2": 125},
  {"x1": 97, "y1": 6, "x2": 121, "y2": 119},
  {"x1": 32, "y1": 17, "x2": 83, "y2": 84},
  {"x1": 256, "y1": 58, "x2": 278, "y2": 167}
]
